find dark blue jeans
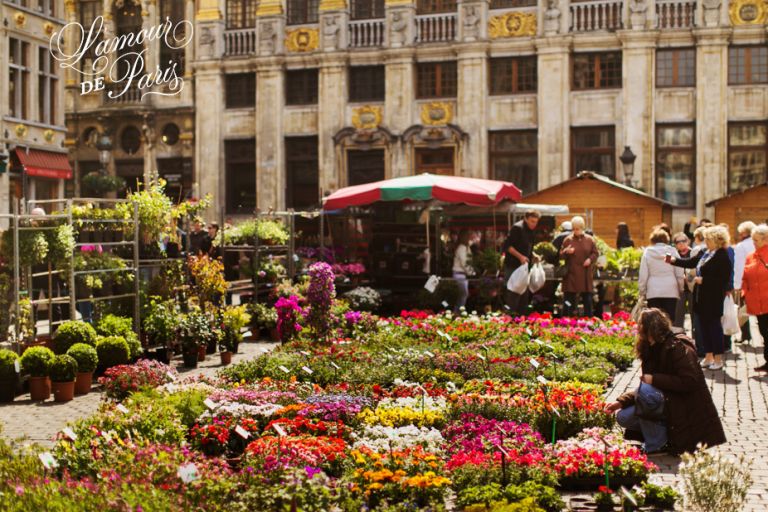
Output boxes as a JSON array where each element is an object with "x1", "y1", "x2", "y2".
[
  {"x1": 617, "y1": 383, "x2": 668, "y2": 452},
  {"x1": 700, "y1": 314, "x2": 724, "y2": 355}
]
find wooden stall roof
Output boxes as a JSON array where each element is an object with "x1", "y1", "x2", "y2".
[
  {"x1": 706, "y1": 182, "x2": 768, "y2": 238},
  {"x1": 705, "y1": 182, "x2": 768, "y2": 207},
  {"x1": 523, "y1": 171, "x2": 673, "y2": 244}
]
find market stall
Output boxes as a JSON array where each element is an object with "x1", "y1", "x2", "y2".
[{"x1": 706, "y1": 182, "x2": 768, "y2": 239}]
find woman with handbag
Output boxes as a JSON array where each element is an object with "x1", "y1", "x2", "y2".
[
  {"x1": 742, "y1": 224, "x2": 768, "y2": 372},
  {"x1": 604, "y1": 308, "x2": 726, "y2": 455}
]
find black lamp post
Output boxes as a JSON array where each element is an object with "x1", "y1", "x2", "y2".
[
  {"x1": 96, "y1": 133, "x2": 113, "y2": 174},
  {"x1": 619, "y1": 146, "x2": 637, "y2": 187}
]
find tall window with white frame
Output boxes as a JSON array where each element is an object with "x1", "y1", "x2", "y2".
[
  {"x1": 226, "y1": 0, "x2": 257, "y2": 28},
  {"x1": 38, "y1": 47, "x2": 58, "y2": 125},
  {"x1": 9, "y1": 38, "x2": 30, "y2": 120},
  {"x1": 571, "y1": 126, "x2": 616, "y2": 178},
  {"x1": 489, "y1": 131, "x2": 538, "y2": 195},
  {"x1": 656, "y1": 124, "x2": 695, "y2": 208},
  {"x1": 728, "y1": 123, "x2": 768, "y2": 193}
]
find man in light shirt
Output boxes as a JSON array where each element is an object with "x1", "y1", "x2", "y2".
[{"x1": 734, "y1": 221, "x2": 756, "y2": 343}]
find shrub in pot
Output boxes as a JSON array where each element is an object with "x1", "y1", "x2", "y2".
[
  {"x1": 0, "y1": 349, "x2": 20, "y2": 402},
  {"x1": 20, "y1": 346, "x2": 54, "y2": 400},
  {"x1": 178, "y1": 308, "x2": 209, "y2": 368},
  {"x1": 53, "y1": 320, "x2": 98, "y2": 354},
  {"x1": 96, "y1": 314, "x2": 142, "y2": 360},
  {"x1": 219, "y1": 326, "x2": 238, "y2": 365},
  {"x1": 95, "y1": 336, "x2": 130, "y2": 371},
  {"x1": 50, "y1": 354, "x2": 78, "y2": 403},
  {"x1": 67, "y1": 343, "x2": 98, "y2": 395}
]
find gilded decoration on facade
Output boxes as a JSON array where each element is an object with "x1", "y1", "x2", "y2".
[
  {"x1": 352, "y1": 106, "x2": 383, "y2": 131},
  {"x1": 420, "y1": 102, "x2": 453, "y2": 126},
  {"x1": 14, "y1": 12, "x2": 26, "y2": 27},
  {"x1": 319, "y1": 0, "x2": 347, "y2": 10},
  {"x1": 489, "y1": 12, "x2": 537, "y2": 38},
  {"x1": 15, "y1": 125, "x2": 28, "y2": 138},
  {"x1": 43, "y1": 130, "x2": 55, "y2": 142},
  {"x1": 257, "y1": 0, "x2": 284, "y2": 16},
  {"x1": 286, "y1": 28, "x2": 320, "y2": 52},
  {"x1": 43, "y1": 22, "x2": 55, "y2": 35},
  {"x1": 729, "y1": 0, "x2": 768, "y2": 24},
  {"x1": 196, "y1": 0, "x2": 222, "y2": 20}
]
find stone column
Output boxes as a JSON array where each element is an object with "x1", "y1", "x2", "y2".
[
  {"x1": 318, "y1": 56, "x2": 347, "y2": 195},
  {"x1": 619, "y1": 30, "x2": 657, "y2": 192},
  {"x1": 184, "y1": 0, "x2": 197, "y2": 78},
  {"x1": 456, "y1": 46, "x2": 487, "y2": 178},
  {"x1": 256, "y1": 64, "x2": 285, "y2": 210},
  {"x1": 257, "y1": 0, "x2": 286, "y2": 56},
  {"x1": 385, "y1": 0, "x2": 416, "y2": 49},
  {"x1": 694, "y1": 28, "x2": 730, "y2": 219},
  {"x1": 535, "y1": 36, "x2": 572, "y2": 189},
  {"x1": 194, "y1": 0, "x2": 225, "y2": 217},
  {"x1": 458, "y1": 0, "x2": 488, "y2": 42},
  {"x1": 319, "y1": 0, "x2": 349, "y2": 52}
]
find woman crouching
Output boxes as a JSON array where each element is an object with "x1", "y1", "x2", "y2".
[{"x1": 604, "y1": 308, "x2": 726, "y2": 455}]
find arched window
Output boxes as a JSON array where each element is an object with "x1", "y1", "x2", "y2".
[{"x1": 121, "y1": 126, "x2": 142, "y2": 155}]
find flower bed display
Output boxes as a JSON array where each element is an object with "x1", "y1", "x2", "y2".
[{"x1": 0, "y1": 311, "x2": 668, "y2": 511}]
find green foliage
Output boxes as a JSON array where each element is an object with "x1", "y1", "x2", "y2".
[
  {"x1": 0, "y1": 349, "x2": 19, "y2": 380},
  {"x1": 81, "y1": 172, "x2": 126, "y2": 196},
  {"x1": 344, "y1": 287, "x2": 382, "y2": 312},
  {"x1": 96, "y1": 314, "x2": 142, "y2": 359},
  {"x1": 679, "y1": 448, "x2": 753, "y2": 512},
  {"x1": 640, "y1": 482, "x2": 679, "y2": 509},
  {"x1": 19, "y1": 346, "x2": 54, "y2": 377},
  {"x1": 533, "y1": 242, "x2": 559, "y2": 266},
  {"x1": 0, "y1": 229, "x2": 48, "y2": 267},
  {"x1": 45, "y1": 224, "x2": 76, "y2": 265},
  {"x1": 179, "y1": 307, "x2": 217, "y2": 352},
  {"x1": 66, "y1": 343, "x2": 98, "y2": 373},
  {"x1": 95, "y1": 336, "x2": 130, "y2": 368},
  {"x1": 221, "y1": 218, "x2": 290, "y2": 246},
  {"x1": 117, "y1": 177, "x2": 174, "y2": 243},
  {"x1": 473, "y1": 247, "x2": 502, "y2": 276},
  {"x1": 250, "y1": 302, "x2": 277, "y2": 330},
  {"x1": 132, "y1": 387, "x2": 209, "y2": 429},
  {"x1": 504, "y1": 482, "x2": 564, "y2": 512},
  {"x1": 54, "y1": 320, "x2": 98, "y2": 354},
  {"x1": 49, "y1": 354, "x2": 78, "y2": 382},
  {"x1": 142, "y1": 297, "x2": 179, "y2": 348}
]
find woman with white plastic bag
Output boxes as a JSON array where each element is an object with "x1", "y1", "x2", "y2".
[{"x1": 722, "y1": 295, "x2": 740, "y2": 336}]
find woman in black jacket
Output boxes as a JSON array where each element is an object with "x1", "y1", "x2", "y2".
[{"x1": 667, "y1": 226, "x2": 733, "y2": 370}]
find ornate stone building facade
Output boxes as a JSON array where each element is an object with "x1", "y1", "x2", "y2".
[{"x1": 1, "y1": 0, "x2": 69, "y2": 215}]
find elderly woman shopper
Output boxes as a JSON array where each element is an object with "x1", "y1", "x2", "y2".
[
  {"x1": 667, "y1": 226, "x2": 733, "y2": 370},
  {"x1": 639, "y1": 229, "x2": 684, "y2": 322},
  {"x1": 560, "y1": 216, "x2": 599, "y2": 317},
  {"x1": 605, "y1": 308, "x2": 726, "y2": 455},
  {"x1": 734, "y1": 221, "x2": 756, "y2": 344},
  {"x1": 742, "y1": 224, "x2": 768, "y2": 372}
]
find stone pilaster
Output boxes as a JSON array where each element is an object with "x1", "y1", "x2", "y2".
[
  {"x1": 195, "y1": 0, "x2": 225, "y2": 61},
  {"x1": 318, "y1": 57, "x2": 347, "y2": 195},
  {"x1": 384, "y1": 52, "x2": 415, "y2": 177},
  {"x1": 535, "y1": 36, "x2": 572, "y2": 189},
  {"x1": 458, "y1": 0, "x2": 488, "y2": 42},
  {"x1": 142, "y1": 0, "x2": 158, "y2": 73},
  {"x1": 319, "y1": 0, "x2": 349, "y2": 51},
  {"x1": 184, "y1": 0, "x2": 197, "y2": 77},
  {"x1": 457, "y1": 46, "x2": 487, "y2": 178},
  {"x1": 256, "y1": 64, "x2": 285, "y2": 210},
  {"x1": 619, "y1": 30, "x2": 658, "y2": 192},
  {"x1": 257, "y1": 0, "x2": 285, "y2": 56},
  {"x1": 385, "y1": 0, "x2": 416, "y2": 48},
  {"x1": 694, "y1": 27, "x2": 730, "y2": 218}
]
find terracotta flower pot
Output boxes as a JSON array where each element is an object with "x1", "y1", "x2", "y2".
[
  {"x1": 197, "y1": 346, "x2": 206, "y2": 362},
  {"x1": 52, "y1": 380, "x2": 75, "y2": 402},
  {"x1": 29, "y1": 376, "x2": 51, "y2": 401},
  {"x1": 75, "y1": 372, "x2": 93, "y2": 395},
  {"x1": 220, "y1": 351, "x2": 233, "y2": 365}
]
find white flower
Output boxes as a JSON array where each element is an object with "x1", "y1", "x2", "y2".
[{"x1": 352, "y1": 425, "x2": 444, "y2": 453}]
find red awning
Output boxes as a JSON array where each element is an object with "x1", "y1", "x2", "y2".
[{"x1": 15, "y1": 148, "x2": 73, "y2": 180}]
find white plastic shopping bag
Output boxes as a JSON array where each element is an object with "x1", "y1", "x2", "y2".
[
  {"x1": 722, "y1": 295, "x2": 740, "y2": 336},
  {"x1": 528, "y1": 263, "x2": 546, "y2": 293},
  {"x1": 506, "y1": 265, "x2": 529, "y2": 294}
]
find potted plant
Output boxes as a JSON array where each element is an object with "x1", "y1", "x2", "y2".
[
  {"x1": 222, "y1": 305, "x2": 251, "y2": 354},
  {"x1": 219, "y1": 326, "x2": 237, "y2": 365},
  {"x1": 53, "y1": 320, "x2": 98, "y2": 354},
  {"x1": 20, "y1": 346, "x2": 54, "y2": 401},
  {"x1": 0, "y1": 349, "x2": 20, "y2": 403},
  {"x1": 50, "y1": 354, "x2": 78, "y2": 403},
  {"x1": 67, "y1": 343, "x2": 98, "y2": 395},
  {"x1": 179, "y1": 308, "x2": 208, "y2": 368},
  {"x1": 143, "y1": 298, "x2": 179, "y2": 363},
  {"x1": 95, "y1": 336, "x2": 130, "y2": 372}
]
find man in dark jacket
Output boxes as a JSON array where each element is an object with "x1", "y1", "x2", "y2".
[
  {"x1": 188, "y1": 219, "x2": 210, "y2": 256},
  {"x1": 552, "y1": 221, "x2": 572, "y2": 253},
  {"x1": 502, "y1": 210, "x2": 540, "y2": 314}
]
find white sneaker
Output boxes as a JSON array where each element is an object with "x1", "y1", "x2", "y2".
[
  {"x1": 708, "y1": 362, "x2": 724, "y2": 371},
  {"x1": 700, "y1": 359, "x2": 714, "y2": 368}
]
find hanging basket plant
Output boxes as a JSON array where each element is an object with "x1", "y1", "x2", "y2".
[{"x1": 81, "y1": 172, "x2": 126, "y2": 197}]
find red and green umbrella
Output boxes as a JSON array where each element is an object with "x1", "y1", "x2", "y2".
[{"x1": 322, "y1": 173, "x2": 522, "y2": 210}]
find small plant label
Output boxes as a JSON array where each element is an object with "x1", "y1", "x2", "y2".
[
  {"x1": 529, "y1": 358, "x2": 540, "y2": 369},
  {"x1": 441, "y1": 301, "x2": 449, "y2": 308},
  {"x1": 301, "y1": 366, "x2": 313, "y2": 375},
  {"x1": 166, "y1": 371, "x2": 176, "y2": 381},
  {"x1": 39, "y1": 452, "x2": 58, "y2": 469},
  {"x1": 101, "y1": 431, "x2": 112, "y2": 442},
  {"x1": 550, "y1": 406, "x2": 561, "y2": 417},
  {"x1": 116, "y1": 404, "x2": 130, "y2": 414},
  {"x1": 177, "y1": 463, "x2": 199, "y2": 483},
  {"x1": 14, "y1": 359, "x2": 20, "y2": 373},
  {"x1": 496, "y1": 445, "x2": 510, "y2": 457},
  {"x1": 166, "y1": 383, "x2": 177, "y2": 393},
  {"x1": 526, "y1": 328, "x2": 533, "y2": 336},
  {"x1": 300, "y1": 351, "x2": 311, "y2": 357},
  {"x1": 330, "y1": 362, "x2": 340, "y2": 370},
  {"x1": 620, "y1": 487, "x2": 638, "y2": 506},
  {"x1": 423, "y1": 350, "x2": 434, "y2": 358},
  {"x1": 278, "y1": 365, "x2": 290, "y2": 374},
  {"x1": 536, "y1": 375, "x2": 549, "y2": 385},
  {"x1": 62, "y1": 427, "x2": 77, "y2": 441},
  {"x1": 424, "y1": 275, "x2": 440, "y2": 293},
  {"x1": 476, "y1": 353, "x2": 486, "y2": 361},
  {"x1": 203, "y1": 398, "x2": 217, "y2": 410},
  {"x1": 272, "y1": 424, "x2": 287, "y2": 437},
  {"x1": 235, "y1": 425, "x2": 250, "y2": 439},
  {"x1": 241, "y1": 330, "x2": 252, "y2": 338}
]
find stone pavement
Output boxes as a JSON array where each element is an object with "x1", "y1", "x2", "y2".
[
  {"x1": 0, "y1": 340, "x2": 277, "y2": 447},
  {"x1": 599, "y1": 332, "x2": 768, "y2": 511}
]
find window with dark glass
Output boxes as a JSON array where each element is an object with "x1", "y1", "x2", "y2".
[
  {"x1": 9, "y1": 38, "x2": 30, "y2": 120},
  {"x1": 417, "y1": 0, "x2": 457, "y2": 13},
  {"x1": 286, "y1": 69, "x2": 319, "y2": 105},
  {"x1": 38, "y1": 47, "x2": 58, "y2": 125},
  {"x1": 656, "y1": 125, "x2": 695, "y2": 207},
  {"x1": 656, "y1": 48, "x2": 695, "y2": 87},
  {"x1": 490, "y1": 0, "x2": 537, "y2": 7},
  {"x1": 120, "y1": 126, "x2": 142, "y2": 155},
  {"x1": 162, "y1": 124, "x2": 180, "y2": 146},
  {"x1": 286, "y1": 137, "x2": 319, "y2": 209},
  {"x1": 351, "y1": 0, "x2": 385, "y2": 19},
  {"x1": 79, "y1": 0, "x2": 101, "y2": 72},
  {"x1": 572, "y1": 52, "x2": 622, "y2": 90},
  {"x1": 158, "y1": 158, "x2": 194, "y2": 203},
  {"x1": 416, "y1": 61, "x2": 457, "y2": 99},
  {"x1": 489, "y1": 131, "x2": 538, "y2": 195},
  {"x1": 348, "y1": 150, "x2": 386, "y2": 186},
  {"x1": 160, "y1": 0, "x2": 186, "y2": 75},
  {"x1": 489, "y1": 57, "x2": 537, "y2": 95},
  {"x1": 729, "y1": 46, "x2": 768, "y2": 85},
  {"x1": 114, "y1": 1, "x2": 144, "y2": 77},
  {"x1": 728, "y1": 123, "x2": 768, "y2": 193},
  {"x1": 571, "y1": 126, "x2": 616, "y2": 178},
  {"x1": 37, "y1": 0, "x2": 53, "y2": 16},
  {"x1": 287, "y1": 0, "x2": 320, "y2": 25},
  {"x1": 226, "y1": 0, "x2": 257, "y2": 28},
  {"x1": 225, "y1": 139, "x2": 256, "y2": 214},
  {"x1": 225, "y1": 73, "x2": 256, "y2": 108},
  {"x1": 349, "y1": 66, "x2": 385, "y2": 102}
]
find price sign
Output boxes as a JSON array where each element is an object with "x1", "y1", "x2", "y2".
[
  {"x1": 177, "y1": 463, "x2": 199, "y2": 483},
  {"x1": 536, "y1": 375, "x2": 549, "y2": 385},
  {"x1": 204, "y1": 398, "x2": 217, "y2": 410},
  {"x1": 14, "y1": 359, "x2": 20, "y2": 374},
  {"x1": 476, "y1": 353, "x2": 486, "y2": 362},
  {"x1": 301, "y1": 366, "x2": 314, "y2": 375},
  {"x1": 620, "y1": 487, "x2": 638, "y2": 506},
  {"x1": 166, "y1": 371, "x2": 176, "y2": 381},
  {"x1": 241, "y1": 330, "x2": 252, "y2": 338},
  {"x1": 62, "y1": 427, "x2": 77, "y2": 441},
  {"x1": 529, "y1": 358, "x2": 540, "y2": 369},
  {"x1": 424, "y1": 275, "x2": 440, "y2": 293},
  {"x1": 116, "y1": 403, "x2": 130, "y2": 414},
  {"x1": 235, "y1": 425, "x2": 251, "y2": 439},
  {"x1": 497, "y1": 445, "x2": 510, "y2": 457},
  {"x1": 166, "y1": 383, "x2": 177, "y2": 393},
  {"x1": 441, "y1": 301, "x2": 449, "y2": 308},
  {"x1": 550, "y1": 405, "x2": 561, "y2": 418},
  {"x1": 330, "y1": 362, "x2": 340, "y2": 370},
  {"x1": 423, "y1": 350, "x2": 434, "y2": 358},
  {"x1": 272, "y1": 424, "x2": 287, "y2": 437},
  {"x1": 278, "y1": 365, "x2": 290, "y2": 374},
  {"x1": 39, "y1": 452, "x2": 58, "y2": 469},
  {"x1": 299, "y1": 351, "x2": 311, "y2": 357}
]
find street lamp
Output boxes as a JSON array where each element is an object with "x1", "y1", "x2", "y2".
[
  {"x1": 96, "y1": 132, "x2": 113, "y2": 172},
  {"x1": 619, "y1": 146, "x2": 637, "y2": 187}
]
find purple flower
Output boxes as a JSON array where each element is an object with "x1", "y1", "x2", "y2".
[{"x1": 304, "y1": 466, "x2": 323, "y2": 479}]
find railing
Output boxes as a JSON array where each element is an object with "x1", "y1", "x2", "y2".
[
  {"x1": 570, "y1": 0, "x2": 624, "y2": 32},
  {"x1": 416, "y1": 13, "x2": 457, "y2": 43},
  {"x1": 349, "y1": 18, "x2": 385, "y2": 48},
  {"x1": 656, "y1": 0, "x2": 696, "y2": 28},
  {"x1": 225, "y1": 28, "x2": 258, "y2": 56},
  {"x1": 103, "y1": 84, "x2": 142, "y2": 105}
]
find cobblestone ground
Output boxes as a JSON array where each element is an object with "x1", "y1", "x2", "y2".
[
  {"x1": 580, "y1": 326, "x2": 768, "y2": 511},
  {"x1": 0, "y1": 341, "x2": 277, "y2": 447}
]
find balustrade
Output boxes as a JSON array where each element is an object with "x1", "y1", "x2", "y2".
[
  {"x1": 656, "y1": 0, "x2": 696, "y2": 28},
  {"x1": 415, "y1": 13, "x2": 457, "y2": 43},
  {"x1": 349, "y1": 19, "x2": 385, "y2": 48},
  {"x1": 569, "y1": 0, "x2": 624, "y2": 32},
  {"x1": 225, "y1": 28, "x2": 258, "y2": 56}
]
